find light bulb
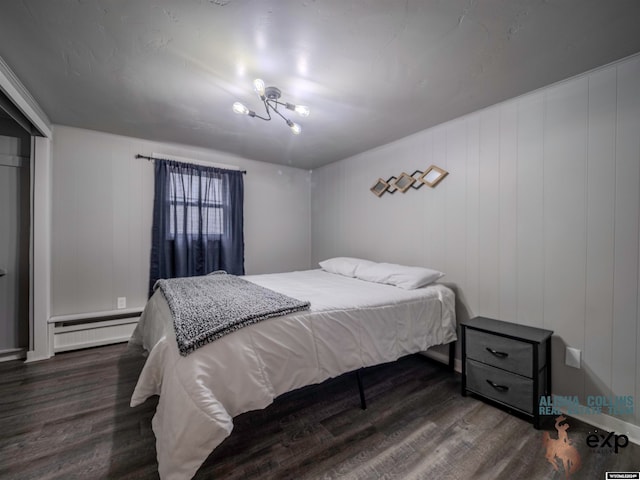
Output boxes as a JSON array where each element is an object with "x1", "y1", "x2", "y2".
[
  {"x1": 285, "y1": 103, "x2": 311, "y2": 118},
  {"x1": 253, "y1": 78, "x2": 265, "y2": 96},
  {"x1": 294, "y1": 105, "x2": 310, "y2": 117},
  {"x1": 232, "y1": 102, "x2": 250, "y2": 115},
  {"x1": 289, "y1": 122, "x2": 302, "y2": 135}
]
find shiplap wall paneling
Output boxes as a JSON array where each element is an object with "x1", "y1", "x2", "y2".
[
  {"x1": 358, "y1": 149, "x2": 398, "y2": 263},
  {"x1": 310, "y1": 53, "x2": 640, "y2": 432},
  {"x1": 516, "y1": 92, "x2": 545, "y2": 330},
  {"x1": 584, "y1": 67, "x2": 616, "y2": 401},
  {"x1": 543, "y1": 77, "x2": 588, "y2": 399},
  {"x1": 444, "y1": 119, "x2": 467, "y2": 296},
  {"x1": 334, "y1": 162, "x2": 351, "y2": 259},
  {"x1": 441, "y1": 119, "x2": 468, "y2": 359},
  {"x1": 428, "y1": 127, "x2": 448, "y2": 273},
  {"x1": 422, "y1": 130, "x2": 436, "y2": 269},
  {"x1": 477, "y1": 108, "x2": 501, "y2": 319},
  {"x1": 613, "y1": 57, "x2": 640, "y2": 425},
  {"x1": 464, "y1": 114, "x2": 480, "y2": 317},
  {"x1": 310, "y1": 163, "x2": 338, "y2": 262},
  {"x1": 394, "y1": 133, "x2": 430, "y2": 267},
  {"x1": 359, "y1": 150, "x2": 392, "y2": 261},
  {"x1": 327, "y1": 159, "x2": 353, "y2": 262},
  {"x1": 499, "y1": 102, "x2": 518, "y2": 323}
]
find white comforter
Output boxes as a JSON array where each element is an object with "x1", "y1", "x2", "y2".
[{"x1": 130, "y1": 269, "x2": 456, "y2": 480}]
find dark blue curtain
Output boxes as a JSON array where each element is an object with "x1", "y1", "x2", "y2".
[{"x1": 149, "y1": 159, "x2": 244, "y2": 296}]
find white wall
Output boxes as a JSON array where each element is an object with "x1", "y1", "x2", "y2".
[
  {"x1": 311, "y1": 54, "x2": 640, "y2": 429},
  {"x1": 51, "y1": 126, "x2": 311, "y2": 316}
]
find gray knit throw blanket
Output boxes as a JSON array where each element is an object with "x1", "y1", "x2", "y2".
[{"x1": 155, "y1": 274, "x2": 311, "y2": 356}]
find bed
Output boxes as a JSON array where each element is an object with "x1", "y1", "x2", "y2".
[{"x1": 130, "y1": 267, "x2": 457, "y2": 480}]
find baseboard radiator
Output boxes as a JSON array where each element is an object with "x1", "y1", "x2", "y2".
[{"x1": 48, "y1": 308, "x2": 143, "y2": 353}]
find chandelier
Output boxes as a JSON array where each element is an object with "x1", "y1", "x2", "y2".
[{"x1": 233, "y1": 79, "x2": 310, "y2": 135}]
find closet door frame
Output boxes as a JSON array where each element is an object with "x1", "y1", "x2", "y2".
[{"x1": 1, "y1": 56, "x2": 53, "y2": 362}]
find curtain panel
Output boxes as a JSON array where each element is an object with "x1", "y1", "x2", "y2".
[{"x1": 149, "y1": 159, "x2": 244, "y2": 296}]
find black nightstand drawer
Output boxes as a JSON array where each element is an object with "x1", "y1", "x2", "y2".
[
  {"x1": 466, "y1": 329, "x2": 534, "y2": 377},
  {"x1": 466, "y1": 359, "x2": 533, "y2": 413}
]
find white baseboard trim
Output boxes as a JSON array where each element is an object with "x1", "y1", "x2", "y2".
[{"x1": 25, "y1": 350, "x2": 51, "y2": 363}]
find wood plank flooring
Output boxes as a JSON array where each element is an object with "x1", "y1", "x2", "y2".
[{"x1": 0, "y1": 343, "x2": 638, "y2": 479}]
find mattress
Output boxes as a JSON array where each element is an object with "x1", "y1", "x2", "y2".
[{"x1": 129, "y1": 269, "x2": 457, "y2": 480}]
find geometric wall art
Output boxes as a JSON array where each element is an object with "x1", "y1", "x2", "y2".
[{"x1": 370, "y1": 165, "x2": 448, "y2": 197}]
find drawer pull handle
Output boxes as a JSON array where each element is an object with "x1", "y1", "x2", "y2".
[
  {"x1": 486, "y1": 379, "x2": 509, "y2": 392},
  {"x1": 486, "y1": 347, "x2": 509, "y2": 358}
]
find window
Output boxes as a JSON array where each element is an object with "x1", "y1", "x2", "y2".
[
  {"x1": 149, "y1": 158, "x2": 244, "y2": 295},
  {"x1": 169, "y1": 173, "x2": 224, "y2": 236}
]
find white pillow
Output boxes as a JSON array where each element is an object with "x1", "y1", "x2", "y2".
[
  {"x1": 356, "y1": 262, "x2": 444, "y2": 289},
  {"x1": 318, "y1": 257, "x2": 376, "y2": 277}
]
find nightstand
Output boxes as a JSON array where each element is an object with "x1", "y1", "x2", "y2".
[{"x1": 461, "y1": 316, "x2": 553, "y2": 429}]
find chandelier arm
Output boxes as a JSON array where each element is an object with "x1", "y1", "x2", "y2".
[
  {"x1": 270, "y1": 99, "x2": 288, "y2": 109},
  {"x1": 251, "y1": 112, "x2": 271, "y2": 121},
  {"x1": 247, "y1": 102, "x2": 271, "y2": 121},
  {"x1": 249, "y1": 98, "x2": 272, "y2": 122},
  {"x1": 267, "y1": 99, "x2": 293, "y2": 124}
]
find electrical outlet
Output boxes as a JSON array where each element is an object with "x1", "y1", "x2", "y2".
[
  {"x1": 565, "y1": 347, "x2": 581, "y2": 369},
  {"x1": 117, "y1": 297, "x2": 127, "y2": 309}
]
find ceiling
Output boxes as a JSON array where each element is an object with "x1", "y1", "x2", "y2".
[{"x1": 1, "y1": 0, "x2": 639, "y2": 169}]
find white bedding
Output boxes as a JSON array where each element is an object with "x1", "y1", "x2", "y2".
[{"x1": 129, "y1": 269, "x2": 456, "y2": 480}]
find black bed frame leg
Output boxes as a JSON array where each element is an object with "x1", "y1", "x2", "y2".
[
  {"x1": 448, "y1": 342, "x2": 456, "y2": 371},
  {"x1": 356, "y1": 369, "x2": 366, "y2": 410}
]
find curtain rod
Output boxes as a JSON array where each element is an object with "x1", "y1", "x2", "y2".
[{"x1": 135, "y1": 154, "x2": 247, "y2": 174}]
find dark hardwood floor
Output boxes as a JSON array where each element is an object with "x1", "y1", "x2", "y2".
[{"x1": 0, "y1": 343, "x2": 638, "y2": 479}]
